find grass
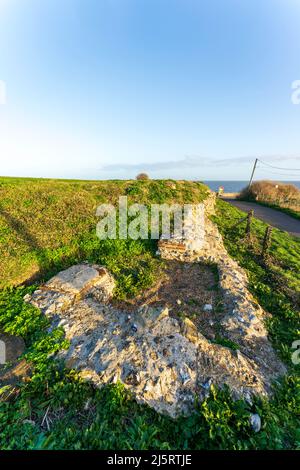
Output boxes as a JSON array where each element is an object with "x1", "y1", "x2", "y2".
[
  {"x1": 213, "y1": 334, "x2": 240, "y2": 351},
  {"x1": 0, "y1": 177, "x2": 208, "y2": 288},
  {"x1": 0, "y1": 178, "x2": 299, "y2": 450},
  {"x1": 212, "y1": 199, "x2": 300, "y2": 363}
]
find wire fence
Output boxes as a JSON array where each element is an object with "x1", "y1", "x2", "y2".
[{"x1": 232, "y1": 209, "x2": 273, "y2": 259}]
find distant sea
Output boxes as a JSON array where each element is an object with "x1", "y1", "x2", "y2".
[{"x1": 204, "y1": 181, "x2": 300, "y2": 193}]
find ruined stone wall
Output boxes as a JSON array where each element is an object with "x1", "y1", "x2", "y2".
[
  {"x1": 24, "y1": 190, "x2": 286, "y2": 418},
  {"x1": 157, "y1": 191, "x2": 286, "y2": 397}
]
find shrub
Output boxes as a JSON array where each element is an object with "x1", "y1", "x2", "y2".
[
  {"x1": 136, "y1": 173, "x2": 149, "y2": 180},
  {"x1": 239, "y1": 180, "x2": 300, "y2": 208}
]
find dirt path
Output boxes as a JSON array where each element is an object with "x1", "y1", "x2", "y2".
[{"x1": 224, "y1": 199, "x2": 300, "y2": 238}]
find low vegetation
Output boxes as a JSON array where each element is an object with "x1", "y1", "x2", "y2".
[
  {"x1": 136, "y1": 173, "x2": 150, "y2": 180},
  {"x1": 0, "y1": 178, "x2": 299, "y2": 450},
  {"x1": 239, "y1": 180, "x2": 300, "y2": 218},
  {"x1": 213, "y1": 199, "x2": 300, "y2": 363},
  {"x1": 0, "y1": 177, "x2": 208, "y2": 288}
]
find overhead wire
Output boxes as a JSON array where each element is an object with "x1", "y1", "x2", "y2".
[
  {"x1": 257, "y1": 158, "x2": 300, "y2": 172},
  {"x1": 255, "y1": 163, "x2": 299, "y2": 178}
]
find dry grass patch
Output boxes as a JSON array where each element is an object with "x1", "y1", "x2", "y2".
[{"x1": 239, "y1": 180, "x2": 300, "y2": 213}]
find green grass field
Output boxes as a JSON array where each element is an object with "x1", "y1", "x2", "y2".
[
  {"x1": 0, "y1": 177, "x2": 208, "y2": 289},
  {"x1": 0, "y1": 178, "x2": 299, "y2": 450}
]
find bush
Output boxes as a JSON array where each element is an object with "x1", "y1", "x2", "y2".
[
  {"x1": 136, "y1": 173, "x2": 149, "y2": 180},
  {"x1": 239, "y1": 180, "x2": 300, "y2": 208}
]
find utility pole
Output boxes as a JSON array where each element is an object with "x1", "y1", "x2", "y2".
[{"x1": 248, "y1": 158, "x2": 258, "y2": 189}]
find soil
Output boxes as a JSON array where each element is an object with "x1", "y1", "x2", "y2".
[{"x1": 113, "y1": 260, "x2": 223, "y2": 341}]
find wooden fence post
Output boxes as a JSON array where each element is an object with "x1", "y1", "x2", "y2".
[
  {"x1": 245, "y1": 210, "x2": 254, "y2": 238},
  {"x1": 262, "y1": 225, "x2": 273, "y2": 257}
]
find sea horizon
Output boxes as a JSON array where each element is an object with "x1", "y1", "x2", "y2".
[{"x1": 204, "y1": 180, "x2": 300, "y2": 192}]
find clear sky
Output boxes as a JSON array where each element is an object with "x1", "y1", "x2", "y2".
[{"x1": 0, "y1": 0, "x2": 300, "y2": 180}]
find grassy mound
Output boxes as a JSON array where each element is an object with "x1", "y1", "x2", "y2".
[{"x1": 0, "y1": 177, "x2": 208, "y2": 289}]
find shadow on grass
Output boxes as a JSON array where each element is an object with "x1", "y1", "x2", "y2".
[
  {"x1": 0, "y1": 207, "x2": 52, "y2": 283},
  {"x1": 0, "y1": 205, "x2": 159, "y2": 290}
]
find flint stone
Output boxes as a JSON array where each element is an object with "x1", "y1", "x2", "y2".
[
  {"x1": 203, "y1": 304, "x2": 213, "y2": 312},
  {"x1": 250, "y1": 413, "x2": 261, "y2": 433}
]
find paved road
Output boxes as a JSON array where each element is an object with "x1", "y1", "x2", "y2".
[{"x1": 223, "y1": 199, "x2": 300, "y2": 238}]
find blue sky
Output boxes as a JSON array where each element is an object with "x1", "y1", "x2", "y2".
[{"x1": 0, "y1": 0, "x2": 300, "y2": 180}]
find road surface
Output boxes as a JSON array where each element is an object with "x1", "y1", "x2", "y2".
[{"x1": 223, "y1": 199, "x2": 300, "y2": 238}]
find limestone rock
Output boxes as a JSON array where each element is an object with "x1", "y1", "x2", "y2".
[{"x1": 24, "y1": 264, "x2": 115, "y2": 316}]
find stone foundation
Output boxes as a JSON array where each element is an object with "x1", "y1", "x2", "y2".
[
  {"x1": 157, "y1": 193, "x2": 286, "y2": 386},
  {"x1": 24, "y1": 192, "x2": 286, "y2": 418}
]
